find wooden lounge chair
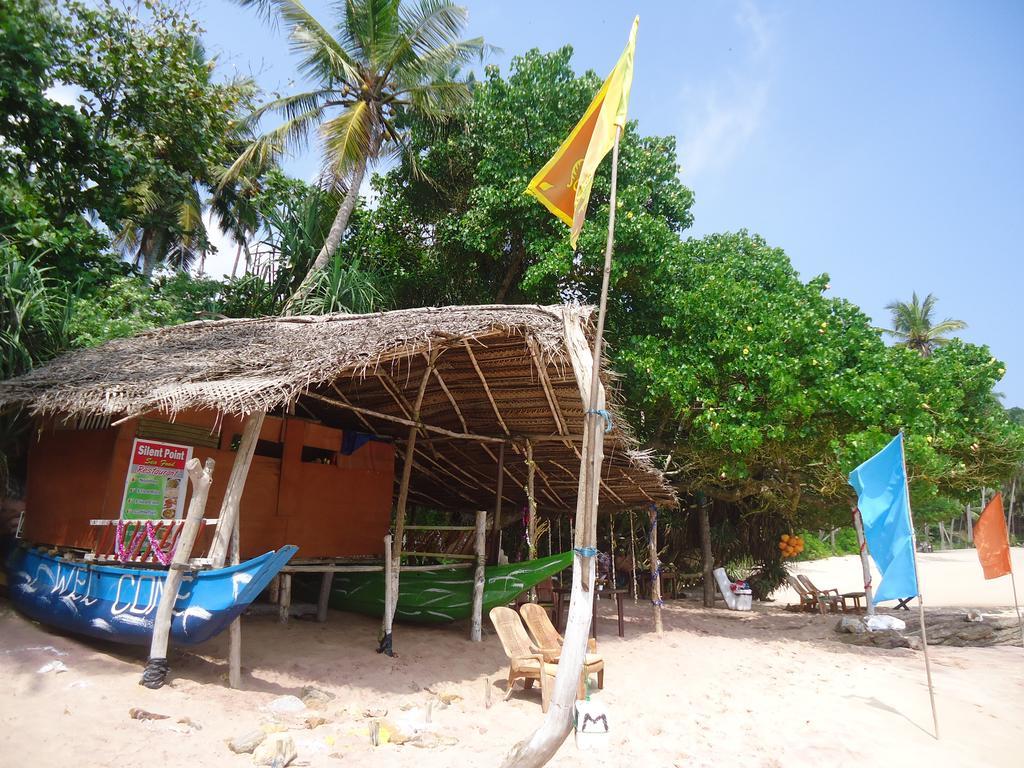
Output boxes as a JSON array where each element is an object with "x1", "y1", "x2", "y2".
[
  {"x1": 785, "y1": 574, "x2": 822, "y2": 613},
  {"x1": 520, "y1": 602, "x2": 604, "y2": 693},
  {"x1": 797, "y1": 575, "x2": 846, "y2": 613},
  {"x1": 488, "y1": 606, "x2": 559, "y2": 711}
]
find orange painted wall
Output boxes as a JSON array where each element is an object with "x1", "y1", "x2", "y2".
[{"x1": 24, "y1": 411, "x2": 395, "y2": 560}]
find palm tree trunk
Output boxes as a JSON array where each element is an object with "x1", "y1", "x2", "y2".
[
  {"x1": 287, "y1": 155, "x2": 368, "y2": 308},
  {"x1": 231, "y1": 242, "x2": 242, "y2": 279}
]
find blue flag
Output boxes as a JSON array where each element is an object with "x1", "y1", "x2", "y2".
[{"x1": 848, "y1": 433, "x2": 919, "y2": 603}]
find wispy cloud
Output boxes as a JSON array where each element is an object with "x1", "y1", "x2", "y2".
[
  {"x1": 678, "y1": 1, "x2": 775, "y2": 182},
  {"x1": 679, "y1": 81, "x2": 769, "y2": 179}
]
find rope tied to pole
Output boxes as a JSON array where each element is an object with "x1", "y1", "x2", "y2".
[
  {"x1": 574, "y1": 546, "x2": 598, "y2": 558},
  {"x1": 585, "y1": 408, "x2": 614, "y2": 433}
]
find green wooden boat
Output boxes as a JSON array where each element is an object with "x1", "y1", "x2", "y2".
[{"x1": 330, "y1": 551, "x2": 572, "y2": 623}]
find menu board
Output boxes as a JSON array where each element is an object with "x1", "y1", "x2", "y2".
[{"x1": 119, "y1": 438, "x2": 193, "y2": 520}]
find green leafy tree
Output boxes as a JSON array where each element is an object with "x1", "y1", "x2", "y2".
[
  {"x1": 228, "y1": 0, "x2": 487, "y2": 300},
  {"x1": 353, "y1": 46, "x2": 694, "y2": 317},
  {"x1": 883, "y1": 291, "x2": 966, "y2": 356},
  {"x1": 58, "y1": 0, "x2": 261, "y2": 276}
]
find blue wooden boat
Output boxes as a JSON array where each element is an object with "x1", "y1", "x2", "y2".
[{"x1": 4, "y1": 543, "x2": 297, "y2": 646}]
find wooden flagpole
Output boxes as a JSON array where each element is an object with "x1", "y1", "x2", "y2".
[
  {"x1": 899, "y1": 433, "x2": 939, "y2": 739},
  {"x1": 501, "y1": 124, "x2": 623, "y2": 768},
  {"x1": 852, "y1": 506, "x2": 875, "y2": 616},
  {"x1": 1010, "y1": 564, "x2": 1024, "y2": 648}
]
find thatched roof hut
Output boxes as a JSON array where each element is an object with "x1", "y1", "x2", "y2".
[{"x1": 0, "y1": 304, "x2": 676, "y2": 512}]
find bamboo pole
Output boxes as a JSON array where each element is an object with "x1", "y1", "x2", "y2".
[
  {"x1": 141, "y1": 457, "x2": 215, "y2": 689},
  {"x1": 493, "y1": 441, "x2": 506, "y2": 560},
  {"x1": 228, "y1": 514, "x2": 242, "y2": 689},
  {"x1": 501, "y1": 123, "x2": 623, "y2": 768},
  {"x1": 380, "y1": 534, "x2": 394, "y2": 656},
  {"x1": 852, "y1": 506, "x2": 876, "y2": 615},
  {"x1": 470, "y1": 510, "x2": 487, "y2": 642},
  {"x1": 629, "y1": 511, "x2": 638, "y2": 603},
  {"x1": 698, "y1": 493, "x2": 714, "y2": 608},
  {"x1": 899, "y1": 434, "x2": 939, "y2": 739},
  {"x1": 209, "y1": 412, "x2": 266, "y2": 568},
  {"x1": 526, "y1": 442, "x2": 538, "y2": 601},
  {"x1": 648, "y1": 507, "x2": 664, "y2": 633},
  {"x1": 381, "y1": 353, "x2": 437, "y2": 654}
]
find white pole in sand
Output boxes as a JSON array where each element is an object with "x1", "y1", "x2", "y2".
[
  {"x1": 852, "y1": 506, "x2": 875, "y2": 616},
  {"x1": 899, "y1": 433, "x2": 938, "y2": 740}
]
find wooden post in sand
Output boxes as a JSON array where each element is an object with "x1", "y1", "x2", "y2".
[
  {"x1": 493, "y1": 441, "x2": 506, "y2": 560},
  {"x1": 526, "y1": 441, "x2": 538, "y2": 601},
  {"x1": 228, "y1": 515, "x2": 242, "y2": 689},
  {"x1": 382, "y1": 353, "x2": 438, "y2": 655},
  {"x1": 852, "y1": 506, "x2": 875, "y2": 616},
  {"x1": 141, "y1": 457, "x2": 215, "y2": 689},
  {"x1": 209, "y1": 412, "x2": 266, "y2": 568},
  {"x1": 471, "y1": 510, "x2": 487, "y2": 642},
  {"x1": 648, "y1": 507, "x2": 664, "y2": 634},
  {"x1": 698, "y1": 493, "x2": 714, "y2": 608},
  {"x1": 380, "y1": 534, "x2": 395, "y2": 654}
]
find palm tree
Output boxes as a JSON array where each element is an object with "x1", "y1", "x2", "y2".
[
  {"x1": 882, "y1": 292, "x2": 966, "y2": 356},
  {"x1": 226, "y1": 0, "x2": 486, "y2": 303}
]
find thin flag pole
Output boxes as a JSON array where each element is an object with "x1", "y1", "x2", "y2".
[
  {"x1": 1010, "y1": 565, "x2": 1024, "y2": 648},
  {"x1": 900, "y1": 432, "x2": 939, "y2": 739},
  {"x1": 1004, "y1": 494, "x2": 1024, "y2": 646},
  {"x1": 852, "y1": 505, "x2": 875, "y2": 616}
]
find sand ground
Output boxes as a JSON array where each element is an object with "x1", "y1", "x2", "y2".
[{"x1": 2, "y1": 550, "x2": 1022, "y2": 768}]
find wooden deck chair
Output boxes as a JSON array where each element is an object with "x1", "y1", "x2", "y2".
[
  {"x1": 785, "y1": 574, "x2": 822, "y2": 613},
  {"x1": 797, "y1": 575, "x2": 846, "y2": 613},
  {"x1": 488, "y1": 606, "x2": 559, "y2": 711},
  {"x1": 520, "y1": 602, "x2": 604, "y2": 693}
]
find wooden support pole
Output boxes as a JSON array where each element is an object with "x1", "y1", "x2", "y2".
[
  {"x1": 317, "y1": 572, "x2": 334, "y2": 623},
  {"x1": 527, "y1": 442, "x2": 537, "y2": 559},
  {"x1": 141, "y1": 457, "x2": 215, "y2": 689},
  {"x1": 648, "y1": 507, "x2": 664, "y2": 634},
  {"x1": 228, "y1": 515, "x2": 242, "y2": 689},
  {"x1": 278, "y1": 573, "x2": 292, "y2": 624},
  {"x1": 380, "y1": 534, "x2": 395, "y2": 655},
  {"x1": 209, "y1": 412, "x2": 266, "y2": 568},
  {"x1": 526, "y1": 442, "x2": 538, "y2": 600},
  {"x1": 382, "y1": 353, "x2": 437, "y2": 654},
  {"x1": 698, "y1": 494, "x2": 714, "y2": 608},
  {"x1": 629, "y1": 511, "x2": 639, "y2": 603},
  {"x1": 471, "y1": 510, "x2": 487, "y2": 642},
  {"x1": 852, "y1": 506, "x2": 876, "y2": 616},
  {"x1": 492, "y1": 441, "x2": 506, "y2": 561}
]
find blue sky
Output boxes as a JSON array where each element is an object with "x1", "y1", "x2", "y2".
[{"x1": 193, "y1": 0, "x2": 1023, "y2": 406}]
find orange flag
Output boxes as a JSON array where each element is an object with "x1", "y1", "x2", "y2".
[
  {"x1": 974, "y1": 493, "x2": 1012, "y2": 580},
  {"x1": 526, "y1": 17, "x2": 637, "y2": 247}
]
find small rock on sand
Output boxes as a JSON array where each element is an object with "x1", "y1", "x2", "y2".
[
  {"x1": 252, "y1": 733, "x2": 297, "y2": 767},
  {"x1": 229, "y1": 729, "x2": 266, "y2": 754},
  {"x1": 265, "y1": 695, "x2": 306, "y2": 715},
  {"x1": 301, "y1": 685, "x2": 335, "y2": 708}
]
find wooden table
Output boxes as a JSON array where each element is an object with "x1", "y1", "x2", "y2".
[
  {"x1": 842, "y1": 591, "x2": 867, "y2": 612},
  {"x1": 553, "y1": 585, "x2": 627, "y2": 638}
]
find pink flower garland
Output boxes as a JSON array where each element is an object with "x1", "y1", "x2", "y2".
[
  {"x1": 115, "y1": 520, "x2": 146, "y2": 562},
  {"x1": 115, "y1": 520, "x2": 175, "y2": 565},
  {"x1": 144, "y1": 523, "x2": 175, "y2": 566}
]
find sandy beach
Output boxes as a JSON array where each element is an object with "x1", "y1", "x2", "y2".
[{"x1": 2, "y1": 550, "x2": 1022, "y2": 768}]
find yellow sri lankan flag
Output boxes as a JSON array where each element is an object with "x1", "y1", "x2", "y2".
[{"x1": 526, "y1": 16, "x2": 638, "y2": 248}]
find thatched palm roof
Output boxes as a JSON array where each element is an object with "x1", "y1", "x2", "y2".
[{"x1": 0, "y1": 304, "x2": 676, "y2": 511}]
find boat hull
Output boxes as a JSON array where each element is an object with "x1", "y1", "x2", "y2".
[
  {"x1": 330, "y1": 551, "x2": 572, "y2": 623},
  {"x1": 5, "y1": 544, "x2": 297, "y2": 646}
]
